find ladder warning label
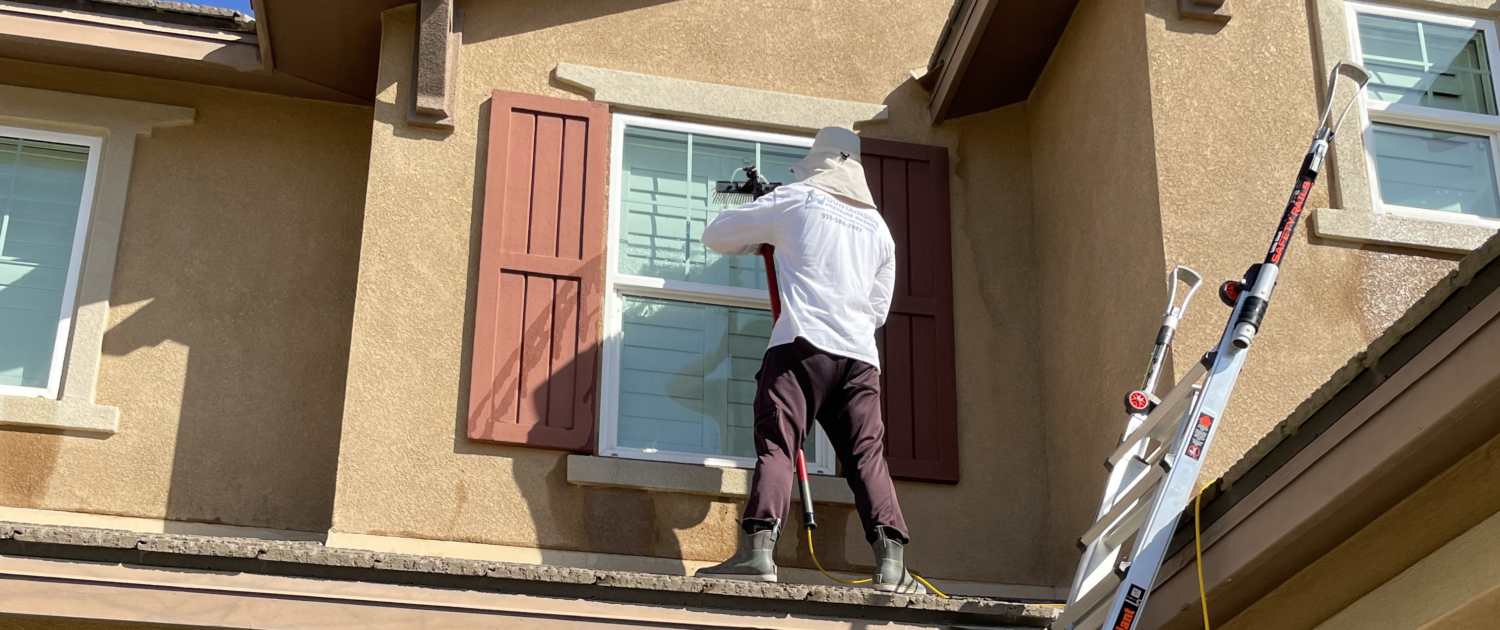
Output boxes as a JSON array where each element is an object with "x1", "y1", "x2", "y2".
[
  {"x1": 1112, "y1": 584, "x2": 1146, "y2": 630},
  {"x1": 1185, "y1": 414, "x2": 1214, "y2": 460}
]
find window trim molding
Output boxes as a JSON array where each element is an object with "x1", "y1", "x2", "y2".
[
  {"x1": 554, "y1": 63, "x2": 888, "y2": 134},
  {"x1": 0, "y1": 124, "x2": 103, "y2": 400},
  {"x1": 0, "y1": 84, "x2": 193, "y2": 433},
  {"x1": 598, "y1": 113, "x2": 836, "y2": 473},
  {"x1": 1319, "y1": 0, "x2": 1500, "y2": 252}
]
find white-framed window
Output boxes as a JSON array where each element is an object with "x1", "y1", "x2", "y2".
[
  {"x1": 1347, "y1": 2, "x2": 1500, "y2": 225},
  {"x1": 0, "y1": 125, "x2": 101, "y2": 400},
  {"x1": 598, "y1": 114, "x2": 837, "y2": 473}
]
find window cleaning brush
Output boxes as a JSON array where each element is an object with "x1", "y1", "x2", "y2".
[{"x1": 709, "y1": 165, "x2": 781, "y2": 206}]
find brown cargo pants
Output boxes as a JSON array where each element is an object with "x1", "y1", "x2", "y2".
[{"x1": 741, "y1": 337, "x2": 910, "y2": 544}]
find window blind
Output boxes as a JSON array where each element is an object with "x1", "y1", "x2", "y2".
[{"x1": 0, "y1": 136, "x2": 88, "y2": 389}]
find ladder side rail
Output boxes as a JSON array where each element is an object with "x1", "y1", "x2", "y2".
[
  {"x1": 1096, "y1": 308, "x2": 1252, "y2": 630},
  {"x1": 1067, "y1": 347, "x2": 1210, "y2": 604}
]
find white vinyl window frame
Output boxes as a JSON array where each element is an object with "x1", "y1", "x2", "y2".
[
  {"x1": 1346, "y1": 1, "x2": 1500, "y2": 228},
  {"x1": 0, "y1": 124, "x2": 103, "y2": 400},
  {"x1": 598, "y1": 114, "x2": 837, "y2": 474}
]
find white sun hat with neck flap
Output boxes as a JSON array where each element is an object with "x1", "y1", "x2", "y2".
[{"x1": 790, "y1": 127, "x2": 877, "y2": 209}]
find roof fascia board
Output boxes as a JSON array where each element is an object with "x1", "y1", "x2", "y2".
[
  {"x1": 927, "y1": 0, "x2": 998, "y2": 124},
  {"x1": 1141, "y1": 282, "x2": 1500, "y2": 628},
  {"x1": 0, "y1": 0, "x2": 260, "y2": 71},
  {"x1": 251, "y1": 0, "x2": 272, "y2": 70}
]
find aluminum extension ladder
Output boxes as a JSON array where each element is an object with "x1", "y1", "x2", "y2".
[{"x1": 1053, "y1": 61, "x2": 1371, "y2": 630}]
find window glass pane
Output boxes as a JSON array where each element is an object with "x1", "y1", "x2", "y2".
[
  {"x1": 616, "y1": 295, "x2": 818, "y2": 463},
  {"x1": 0, "y1": 136, "x2": 88, "y2": 389},
  {"x1": 618, "y1": 126, "x2": 808, "y2": 289},
  {"x1": 1373, "y1": 123, "x2": 1500, "y2": 218},
  {"x1": 1357, "y1": 13, "x2": 1497, "y2": 115}
]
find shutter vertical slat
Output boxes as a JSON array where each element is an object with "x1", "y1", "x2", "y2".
[
  {"x1": 884, "y1": 160, "x2": 910, "y2": 297},
  {"x1": 558, "y1": 118, "x2": 588, "y2": 260},
  {"x1": 468, "y1": 91, "x2": 608, "y2": 452},
  {"x1": 912, "y1": 315, "x2": 940, "y2": 461},
  {"x1": 863, "y1": 138, "x2": 958, "y2": 483},
  {"x1": 530, "y1": 115, "x2": 564, "y2": 257},
  {"x1": 885, "y1": 313, "x2": 915, "y2": 462},
  {"x1": 550, "y1": 278, "x2": 581, "y2": 430},
  {"x1": 501, "y1": 112, "x2": 536, "y2": 253},
  {"x1": 520, "y1": 276, "x2": 554, "y2": 428}
]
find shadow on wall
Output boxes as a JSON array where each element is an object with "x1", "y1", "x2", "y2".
[{"x1": 99, "y1": 108, "x2": 369, "y2": 533}]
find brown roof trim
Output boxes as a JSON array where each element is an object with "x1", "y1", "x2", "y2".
[
  {"x1": 922, "y1": 0, "x2": 1083, "y2": 122},
  {"x1": 0, "y1": 522, "x2": 1060, "y2": 627},
  {"x1": 925, "y1": 0, "x2": 996, "y2": 123}
]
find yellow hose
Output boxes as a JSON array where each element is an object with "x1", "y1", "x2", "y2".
[
  {"x1": 805, "y1": 527, "x2": 949, "y2": 598},
  {"x1": 1044, "y1": 481, "x2": 1219, "y2": 623},
  {"x1": 1196, "y1": 481, "x2": 1213, "y2": 630}
]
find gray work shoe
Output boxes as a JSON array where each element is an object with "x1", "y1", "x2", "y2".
[
  {"x1": 871, "y1": 527, "x2": 927, "y2": 594},
  {"x1": 695, "y1": 523, "x2": 779, "y2": 582}
]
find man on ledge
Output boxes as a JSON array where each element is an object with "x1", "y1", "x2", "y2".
[{"x1": 695, "y1": 127, "x2": 923, "y2": 595}]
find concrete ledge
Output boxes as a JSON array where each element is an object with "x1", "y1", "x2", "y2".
[
  {"x1": 0, "y1": 522, "x2": 1060, "y2": 627},
  {"x1": 1312, "y1": 207, "x2": 1497, "y2": 254},
  {"x1": 554, "y1": 63, "x2": 888, "y2": 134},
  {"x1": 568, "y1": 454, "x2": 857, "y2": 505},
  {"x1": 0, "y1": 395, "x2": 118, "y2": 433}
]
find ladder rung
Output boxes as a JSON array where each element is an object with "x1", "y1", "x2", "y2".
[
  {"x1": 1106, "y1": 361, "x2": 1207, "y2": 469},
  {"x1": 1070, "y1": 599, "x2": 1110, "y2": 630},
  {"x1": 1079, "y1": 459, "x2": 1163, "y2": 548},
  {"x1": 1055, "y1": 570, "x2": 1121, "y2": 629},
  {"x1": 1100, "y1": 490, "x2": 1150, "y2": 551}
]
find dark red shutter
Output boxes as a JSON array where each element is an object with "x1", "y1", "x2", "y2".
[
  {"x1": 864, "y1": 138, "x2": 959, "y2": 483},
  {"x1": 467, "y1": 91, "x2": 609, "y2": 452}
]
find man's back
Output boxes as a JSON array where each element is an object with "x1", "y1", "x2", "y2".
[{"x1": 702, "y1": 182, "x2": 895, "y2": 369}]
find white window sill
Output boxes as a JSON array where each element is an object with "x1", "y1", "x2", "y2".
[
  {"x1": 0, "y1": 396, "x2": 119, "y2": 433},
  {"x1": 566, "y1": 454, "x2": 856, "y2": 505},
  {"x1": 1312, "y1": 207, "x2": 1498, "y2": 254}
]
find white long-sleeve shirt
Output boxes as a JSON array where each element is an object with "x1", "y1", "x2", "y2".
[{"x1": 701, "y1": 183, "x2": 896, "y2": 369}]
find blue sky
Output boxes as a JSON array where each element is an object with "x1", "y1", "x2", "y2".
[{"x1": 194, "y1": 0, "x2": 254, "y2": 15}]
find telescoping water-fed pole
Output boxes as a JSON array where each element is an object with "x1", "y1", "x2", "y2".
[
  {"x1": 758, "y1": 245, "x2": 819, "y2": 532},
  {"x1": 1054, "y1": 61, "x2": 1371, "y2": 630},
  {"x1": 1064, "y1": 265, "x2": 1201, "y2": 608}
]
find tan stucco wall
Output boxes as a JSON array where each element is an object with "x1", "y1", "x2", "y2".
[
  {"x1": 1141, "y1": 0, "x2": 1463, "y2": 484},
  {"x1": 0, "y1": 59, "x2": 371, "y2": 532},
  {"x1": 1028, "y1": 0, "x2": 1169, "y2": 585},
  {"x1": 331, "y1": 0, "x2": 1051, "y2": 585}
]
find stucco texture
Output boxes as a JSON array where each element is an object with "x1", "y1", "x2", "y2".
[
  {"x1": 1141, "y1": 0, "x2": 1462, "y2": 484},
  {"x1": 0, "y1": 59, "x2": 371, "y2": 532},
  {"x1": 1028, "y1": 0, "x2": 1168, "y2": 586},
  {"x1": 331, "y1": 0, "x2": 1050, "y2": 586}
]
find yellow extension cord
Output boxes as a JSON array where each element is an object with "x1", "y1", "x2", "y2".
[
  {"x1": 804, "y1": 527, "x2": 949, "y2": 598},
  {"x1": 1195, "y1": 481, "x2": 1212, "y2": 630}
]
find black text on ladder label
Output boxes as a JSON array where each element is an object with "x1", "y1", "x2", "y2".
[{"x1": 1185, "y1": 414, "x2": 1215, "y2": 460}]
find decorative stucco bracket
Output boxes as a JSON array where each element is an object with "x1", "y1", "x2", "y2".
[
  {"x1": 1180, "y1": 0, "x2": 1232, "y2": 24},
  {"x1": 407, "y1": 0, "x2": 463, "y2": 129}
]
